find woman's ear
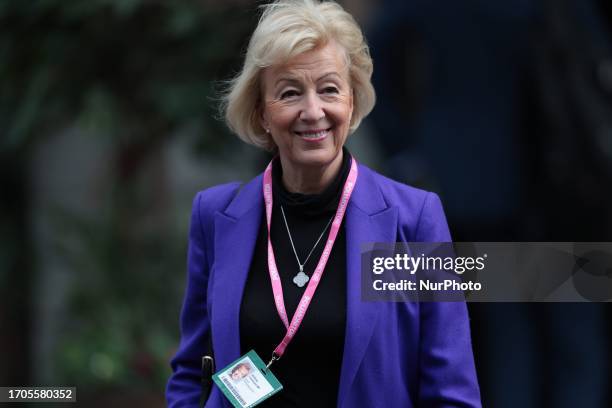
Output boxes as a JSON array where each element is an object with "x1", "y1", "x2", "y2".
[
  {"x1": 259, "y1": 106, "x2": 270, "y2": 133},
  {"x1": 349, "y1": 88, "x2": 355, "y2": 124}
]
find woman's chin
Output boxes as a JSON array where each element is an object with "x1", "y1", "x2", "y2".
[{"x1": 289, "y1": 147, "x2": 341, "y2": 168}]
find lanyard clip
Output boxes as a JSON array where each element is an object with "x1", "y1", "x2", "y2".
[{"x1": 266, "y1": 353, "x2": 280, "y2": 370}]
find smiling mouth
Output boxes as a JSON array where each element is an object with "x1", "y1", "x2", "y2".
[{"x1": 294, "y1": 128, "x2": 332, "y2": 141}]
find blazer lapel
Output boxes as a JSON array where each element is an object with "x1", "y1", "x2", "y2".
[
  {"x1": 338, "y1": 164, "x2": 398, "y2": 407},
  {"x1": 211, "y1": 175, "x2": 263, "y2": 370}
]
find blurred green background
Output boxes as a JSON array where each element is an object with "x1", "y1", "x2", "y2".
[{"x1": 0, "y1": 0, "x2": 268, "y2": 405}]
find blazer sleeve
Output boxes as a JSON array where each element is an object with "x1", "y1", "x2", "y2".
[
  {"x1": 166, "y1": 191, "x2": 212, "y2": 407},
  {"x1": 415, "y1": 193, "x2": 482, "y2": 407}
]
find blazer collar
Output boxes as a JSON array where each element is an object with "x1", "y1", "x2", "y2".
[
  {"x1": 223, "y1": 173, "x2": 263, "y2": 220},
  {"x1": 210, "y1": 163, "x2": 398, "y2": 404},
  {"x1": 222, "y1": 160, "x2": 388, "y2": 219},
  {"x1": 349, "y1": 163, "x2": 389, "y2": 216}
]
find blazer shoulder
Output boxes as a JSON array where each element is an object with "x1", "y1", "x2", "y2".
[
  {"x1": 359, "y1": 164, "x2": 431, "y2": 207},
  {"x1": 358, "y1": 164, "x2": 448, "y2": 241}
]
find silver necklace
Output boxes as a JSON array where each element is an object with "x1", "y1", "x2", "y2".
[{"x1": 280, "y1": 205, "x2": 334, "y2": 288}]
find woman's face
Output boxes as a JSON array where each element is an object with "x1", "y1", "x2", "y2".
[{"x1": 259, "y1": 42, "x2": 353, "y2": 172}]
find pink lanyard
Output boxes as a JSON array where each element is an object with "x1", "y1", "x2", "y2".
[{"x1": 262, "y1": 156, "x2": 358, "y2": 367}]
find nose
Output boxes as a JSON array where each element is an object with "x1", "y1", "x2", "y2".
[{"x1": 299, "y1": 91, "x2": 325, "y2": 122}]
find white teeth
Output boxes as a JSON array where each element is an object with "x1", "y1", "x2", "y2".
[{"x1": 298, "y1": 129, "x2": 328, "y2": 138}]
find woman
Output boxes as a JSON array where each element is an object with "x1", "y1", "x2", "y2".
[{"x1": 167, "y1": 1, "x2": 481, "y2": 407}]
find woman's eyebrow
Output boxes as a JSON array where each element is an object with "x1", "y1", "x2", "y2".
[
  {"x1": 274, "y1": 76, "x2": 300, "y2": 87},
  {"x1": 316, "y1": 72, "x2": 342, "y2": 82},
  {"x1": 274, "y1": 71, "x2": 342, "y2": 87}
]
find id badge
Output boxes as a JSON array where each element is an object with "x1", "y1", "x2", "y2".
[{"x1": 212, "y1": 350, "x2": 283, "y2": 408}]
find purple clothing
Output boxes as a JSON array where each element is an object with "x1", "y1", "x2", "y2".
[{"x1": 166, "y1": 163, "x2": 481, "y2": 407}]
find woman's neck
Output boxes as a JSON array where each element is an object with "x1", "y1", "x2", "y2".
[{"x1": 279, "y1": 151, "x2": 344, "y2": 194}]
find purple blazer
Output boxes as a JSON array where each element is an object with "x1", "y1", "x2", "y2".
[{"x1": 166, "y1": 163, "x2": 481, "y2": 407}]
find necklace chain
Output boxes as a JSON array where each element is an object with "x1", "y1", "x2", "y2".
[{"x1": 280, "y1": 205, "x2": 334, "y2": 273}]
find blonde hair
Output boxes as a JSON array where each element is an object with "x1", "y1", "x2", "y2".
[{"x1": 222, "y1": 0, "x2": 375, "y2": 151}]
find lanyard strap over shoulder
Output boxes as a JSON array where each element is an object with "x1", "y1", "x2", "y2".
[{"x1": 262, "y1": 156, "x2": 358, "y2": 364}]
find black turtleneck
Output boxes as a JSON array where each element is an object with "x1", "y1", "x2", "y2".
[{"x1": 239, "y1": 150, "x2": 350, "y2": 407}]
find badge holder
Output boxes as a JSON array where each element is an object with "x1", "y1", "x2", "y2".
[{"x1": 212, "y1": 350, "x2": 283, "y2": 408}]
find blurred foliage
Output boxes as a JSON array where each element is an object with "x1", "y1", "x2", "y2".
[
  {"x1": 0, "y1": 0, "x2": 258, "y2": 392},
  {"x1": 0, "y1": 0, "x2": 256, "y2": 156},
  {"x1": 50, "y1": 201, "x2": 186, "y2": 389}
]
